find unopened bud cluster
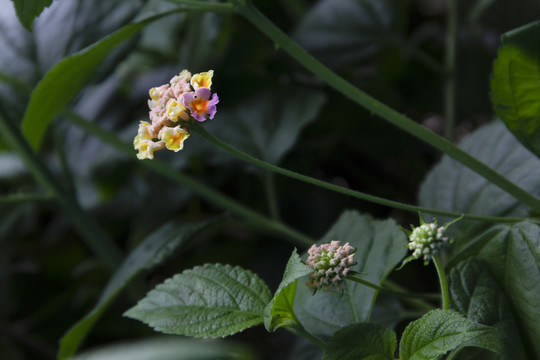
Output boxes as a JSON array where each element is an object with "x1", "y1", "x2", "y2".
[
  {"x1": 306, "y1": 241, "x2": 356, "y2": 292},
  {"x1": 408, "y1": 223, "x2": 447, "y2": 263}
]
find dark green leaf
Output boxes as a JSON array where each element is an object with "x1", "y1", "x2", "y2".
[
  {"x1": 124, "y1": 263, "x2": 272, "y2": 338},
  {"x1": 58, "y1": 221, "x2": 211, "y2": 360},
  {"x1": 294, "y1": 0, "x2": 395, "y2": 69},
  {"x1": 448, "y1": 258, "x2": 526, "y2": 359},
  {"x1": 419, "y1": 120, "x2": 540, "y2": 243},
  {"x1": 399, "y1": 309, "x2": 501, "y2": 360},
  {"x1": 21, "y1": 10, "x2": 180, "y2": 150},
  {"x1": 323, "y1": 323, "x2": 397, "y2": 360},
  {"x1": 11, "y1": 0, "x2": 53, "y2": 31},
  {"x1": 490, "y1": 21, "x2": 540, "y2": 159},
  {"x1": 264, "y1": 248, "x2": 312, "y2": 331},
  {"x1": 294, "y1": 210, "x2": 407, "y2": 337},
  {"x1": 453, "y1": 221, "x2": 540, "y2": 358},
  {"x1": 71, "y1": 337, "x2": 254, "y2": 360}
]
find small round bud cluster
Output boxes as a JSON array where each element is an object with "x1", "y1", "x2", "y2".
[
  {"x1": 306, "y1": 241, "x2": 356, "y2": 292},
  {"x1": 408, "y1": 223, "x2": 447, "y2": 263}
]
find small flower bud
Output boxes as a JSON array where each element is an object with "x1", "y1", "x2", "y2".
[{"x1": 306, "y1": 241, "x2": 356, "y2": 292}]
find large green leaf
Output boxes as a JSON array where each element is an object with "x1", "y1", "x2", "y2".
[
  {"x1": 20, "y1": 10, "x2": 180, "y2": 151},
  {"x1": 264, "y1": 248, "x2": 312, "y2": 332},
  {"x1": 11, "y1": 0, "x2": 53, "y2": 31},
  {"x1": 294, "y1": 210, "x2": 407, "y2": 337},
  {"x1": 58, "y1": 221, "x2": 211, "y2": 360},
  {"x1": 419, "y1": 120, "x2": 540, "y2": 243},
  {"x1": 124, "y1": 263, "x2": 272, "y2": 338},
  {"x1": 293, "y1": 0, "x2": 395, "y2": 69},
  {"x1": 71, "y1": 337, "x2": 254, "y2": 360},
  {"x1": 453, "y1": 221, "x2": 540, "y2": 358},
  {"x1": 491, "y1": 21, "x2": 540, "y2": 159},
  {"x1": 448, "y1": 258, "x2": 526, "y2": 359},
  {"x1": 323, "y1": 323, "x2": 397, "y2": 360},
  {"x1": 399, "y1": 309, "x2": 501, "y2": 360}
]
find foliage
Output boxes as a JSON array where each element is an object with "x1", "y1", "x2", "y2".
[{"x1": 2, "y1": 0, "x2": 540, "y2": 359}]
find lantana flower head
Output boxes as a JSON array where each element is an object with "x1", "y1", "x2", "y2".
[
  {"x1": 133, "y1": 69, "x2": 219, "y2": 160},
  {"x1": 306, "y1": 240, "x2": 356, "y2": 293},
  {"x1": 399, "y1": 214, "x2": 462, "y2": 267}
]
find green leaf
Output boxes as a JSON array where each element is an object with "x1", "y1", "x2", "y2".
[
  {"x1": 20, "y1": 10, "x2": 180, "y2": 151},
  {"x1": 71, "y1": 337, "x2": 254, "y2": 360},
  {"x1": 448, "y1": 258, "x2": 526, "y2": 360},
  {"x1": 419, "y1": 120, "x2": 540, "y2": 243},
  {"x1": 294, "y1": 210, "x2": 407, "y2": 337},
  {"x1": 264, "y1": 248, "x2": 312, "y2": 332},
  {"x1": 11, "y1": 0, "x2": 53, "y2": 31},
  {"x1": 203, "y1": 86, "x2": 326, "y2": 165},
  {"x1": 58, "y1": 221, "x2": 211, "y2": 360},
  {"x1": 293, "y1": 0, "x2": 395, "y2": 69},
  {"x1": 399, "y1": 309, "x2": 501, "y2": 360},
  {"x1": 453, "y1": 221, "x2": 540, "y2": 358},
  {"x1": 490, "y1": 21, "x2": 540, "y2": 159},
  {"x1": 323, "y1": 323, "x2": 397, "y2": 360},
  {"x1": 124, "y1": 263, "x2": 272, "y2": 338}
]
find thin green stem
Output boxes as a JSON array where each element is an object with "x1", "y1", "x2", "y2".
[
  {"x1": 232, "y1": 0, "x2": 540, "y2": 214},
  {"x1": 263, "y1": 170, "x2": 280, "y2": 220},
  {"x1": 0, "y1": 193, "x2": 54, "y2": 204},
  {"x1": 65, "y1": 111, "x2": 314, "y2": 248},
  {"x1": 167, "y1": 0, "x2": 235, "y2": 12},
  {"x1": 380, "y1": 280, "x2": 436, "y2": 312},
  {"x1": 347, "y1": 272, "x2": 440, "y2": 302},
  {"x1": 0, "y1": 115, "x2": 122, "y2": 272},
  {"x1": 192, "y1": 123, "x2": 530, "y2": 223},
  {"x1": 433, "y1": 255, "x2": 450, "y2": 310},
  {"x1": 444, "y1": 0, "x2": 458, "y2": 140}
]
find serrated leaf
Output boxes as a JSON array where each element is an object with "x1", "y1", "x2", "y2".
[
  {"x1": 294, "y1": 210, "x2": 407, "y2": 337},
  {"x1": 323, "y1": 323, "x2": 397, "y2": 360},
  {"x1": 71, "y1": 337, "x2": 253, "y2": 360},
  {"x1": 490, "y1": 21, "x2": 540, "y2": 159},
  {"x1": 264, "y1": 248, "x2": 312, "y2": 332},
  {"x1": 58, "y1": 221, "x2": 211, "y2": 360},
  {"x1": 419, "y1": 120, "x2": 540, "y2": 243},
  {"x1": 20, "y1": 10, "x2": 180, "y2": 151},
  {"x1": 294, "y1": 0, "x2": 395, "y2": 69},
  {"x1": 453, "y1": 221, "x2": 540, "y2": 358},
  {"x1": 11, "y1": 0, "x2": 53, "y2": 31},
  {"x1": 448, "y1": 258, "x2": 526, "y2": 360},
  {"x1": 124, "y1": 263, "x2": 272, "y2": 338},
  {"x1": 399, "y1": 309, "x2": 501, "y2": 360}
]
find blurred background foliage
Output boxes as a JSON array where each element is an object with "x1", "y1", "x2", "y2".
[{"x1": 1, "y1": 0, "x2": 540, "y2": 358}]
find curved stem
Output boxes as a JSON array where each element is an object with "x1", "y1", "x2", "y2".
[
  {"x1": 433, "y1": 255, "x2": 450, "y2": 310},
  {"x1": 192, "y1": 124, "x2": 529, "y2": 223},
  {"x1": 231, "y1": 0, "x2": 540, "y2": 214},
  {"x1": 65, "y1": 111, "x2": 314, "y2": 248}
]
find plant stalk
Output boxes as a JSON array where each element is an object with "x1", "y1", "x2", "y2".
[
  {"x1": 433, "y1": 255, "x2": 450, "y2": 310},
  {"x1": 231, "y1": 0, "x2": 540, "y2": 214}
]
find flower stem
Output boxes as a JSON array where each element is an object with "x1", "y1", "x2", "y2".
[
  {"x1": 65, "y1": 111, "x2": 314, "y2": 248},
  {"x1": 433, "y1": 255, "x2": 450, "y2": 310},
  {"x1": 346, "y1": 271, "x2": 440, "y2": 303},
  {"x1": 232, "y1": 0, "x2": 540, "y2": 214},
  {"x1": 287, "y1": 323, "x2": 326, "y2": 349},
  {"x1": 191, "y1": 123, "x2": 529, "y2": 223}
]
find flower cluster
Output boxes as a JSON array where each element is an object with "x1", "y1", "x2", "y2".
[
  {"x1": 306, "y1": 241, "x2": 356, "y2": 292},
  {"x1": 407, "y1": 222, "x2": 448, "y2": 264},
  {"x1": 134, "y1": 70, "x2": 219, "y2": 160}
]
